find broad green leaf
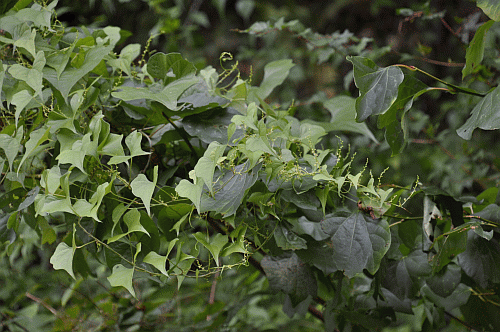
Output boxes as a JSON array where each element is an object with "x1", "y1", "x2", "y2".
[
  {"x1": 347, "y1": 56, "x2": 404, "y2": 122},
  {"x1": 17, "y1": 126, "x2": 50, "y2": 172},
  {"x1": 17, "y1": 186, "x2": 40, "y2": 211},
  {"x1": 320, "y1": 212, "x2": 391, "y2": 277},
  {"x1": 457, "y1": 85, "x2": 500, "y2": 139},
  {"x1": 8, "y1": 50, "x2": 45, "y2": 97},
  {"x1": 112, "y1": 76, "x2": 199, "y2": 110},
  {"x1": 462, "y1": 20, "x2": 495, "y2": 79},
  {"x1": 246, "y1": 136, "x2": 276, "y2": 156},
  {"x1": 426, "y1": 263, "x2": 462, "y2": 298},
  {"x1": 477, "y1": 0, "x2": 500, "y2": 21},
  {"x1": 431, "y1": 228, "x2": 468, "y2": 274},
  {"x1": 37, "y1": 215, "x2": 56, "y2": 245},
  {"x1": 14, "y1": 28, "x2": 36, "y2": 57},
  {"x1": 183, "y1": 108, "x2": 244, "y2": 144},
  {"x1": 194, "y1": 141, "x2": 226, "y2": 195},
  {"x1": 125, "y1": 130, "x2": 149, "y2": 157},
  {"x1": 56, "y1": 133, "x2": 96, "y2": 173},
  {"x1": 50, "y1": 242, "x2": 76, "y2": 279},
  {"x1": 107, "y1": 264, "x2": 136, "y2": 298},
  {"x1": 12, "y1": 90, "x2": 34, "y2": 127},
  {"x1": 107, "y1": 43, "x2": 141, "y2": 76},
  {"x1": 421, "y1": 283, "x2": 471, "y2": 312},
  {"x1": 43, "y1": 45, "x2": 113, "y2": 101},
  {"x1": 147, "y1": 52, "x2": 197, "y2": 85},
  {"x1": 143, "y1": 251, "x2": 169, "y2": 276},
  {"x1": 45, "y1": 41, "x2": 76, "y2": 80},
  {"x1": 457, "y1": 230, "x2": 500, "y2": 288},
  {"x1": 383, "y1": 249, "x2": 432, "y2": 300},
  {"x1": 274, "y1": 225, "x2": 307, "y2": 250},
  {"x1": 130, "y1": 166, "x2": 158, "y2": 215},
  {"x1": 194, "y1": 232, "x2": 228, "y2": 266},
  {"x1": 108, "y1": 208, "x2": 150, "y2": 243},
  {"x1": 261, "y1": 253, "x2": 317, "y2": 307},
  {"x1": 303, "y1": 96, "x2": 377, "y2": 142},
  {"x1": 176, "y1": 174, "x2": 204, "y2": 213},
  {"x1": 199, "y1": 162, "x2": 261, "y2": 216},
  {"x1": 251, "y1": 59, "x2": 295, "y2": 100},
  {"x1": 231, "y1": 102, "x2": 259, "y2": 131},
  {"x1": 0, "y1": 126, "x2": 23, "y2": 170}
]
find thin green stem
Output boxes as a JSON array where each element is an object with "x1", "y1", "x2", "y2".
[{"x1": 394, "y1": 64, "x2": 487, "y2": 97}]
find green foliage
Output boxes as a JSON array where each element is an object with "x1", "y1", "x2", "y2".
[{"x1": 2, "y1": 1, "x2": 500, "y2": 331}]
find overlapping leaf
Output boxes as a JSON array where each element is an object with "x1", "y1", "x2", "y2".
[
  {"x1": 319, "y1": 212, "x2": 391, "y2": 277},
  {"x1": 261, "y1": 253, "x2": 317, "y2": 307},
  {"x1": 347, "y1": 56, "x2": 404, "y2": 122}
]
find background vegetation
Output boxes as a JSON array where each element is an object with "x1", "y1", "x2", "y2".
[{"x1": 2, "y1": 0, "x2": 500, "y2": 331}]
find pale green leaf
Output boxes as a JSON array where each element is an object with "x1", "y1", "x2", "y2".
[
  {"x1": 0, "y1": 126, "x2": 23, "y2": 170},
  {"x1": 12, "y1": 90, "x2": 34, "y2": 127},
  {"x1": 477, "y1": 0, "x2": 500, "y2": 21},
  {"x1": 143, "y1": 251, "x2": 169, "y2": 276},
  {"x1": 175, "y1": 178, "x2": 203, "y2": 212},
  {"x1": 108, "y1": 208, "x2": 150, "y2": 243},
  {"x1": 111, "y1": 76, "x2": 199, "y2": 110},
  {"x1": 252, "y1": 59, "x2": 295, "y2": 100},
  {"x1": 43, "y1": 45, "x2": 113, "y2": 101},
  {"x1": 194, "y1": 141, "x2": 226, "y2": 194},
  {"x1": 107, "y1": 264, "x2": 136, "y2": 298},
  {"x1": 50, "y1": 242, "x2": 75, "y2": 279},
  {"x1": 194, "y1": 232, "x2": 228, "y2": 266},
  {"x1": 17, "y1": 126, "x2": 50, "y2": 172},
  {"x1": 130, "y1": 166, "x2": 158, "y2": 215},
  {"x1": 14, "y1": 28, "x2": 36, "y2": 57}
]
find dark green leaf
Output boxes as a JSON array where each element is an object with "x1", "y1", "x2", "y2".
[
  {"x1": 261, "y1": 253, "x2": 317, "y2": 307},
  {"x1": 457, "y1": 231, "x2": 500, "y2": 288},
  {"x1": 347, "y1": 56, "x2": 404, "y2": 122},
  {"x1": 183, "y1": 108, "x2": 244, "y2": 144},
  {"x1": 431, "y1": 228, "x2": 467, "y2": 274},
  {"x1": 0, "y1": 0, "x2": 17, "y2": 15},
  {"x1": 147, "y1": 52, "x2": 197, "y2": 85},
  {"x1": 457, "y1": 85, "x2": 500, "y2": 140},
  {"x1": 320, "y1": 212, "x2": 391, "y2": 277},
  {"x1": 462, "y1": 20, "x2": 495, "y2": 79},
  {"x1": 199, "y1": 162, "x2": 261, "y2": 216},
  {"x1": 274, "y1": 225, "x2": 307, "y2": 250},
  {"x1": 426, "y1": 263, "x2": 461, "y2": 298}
]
